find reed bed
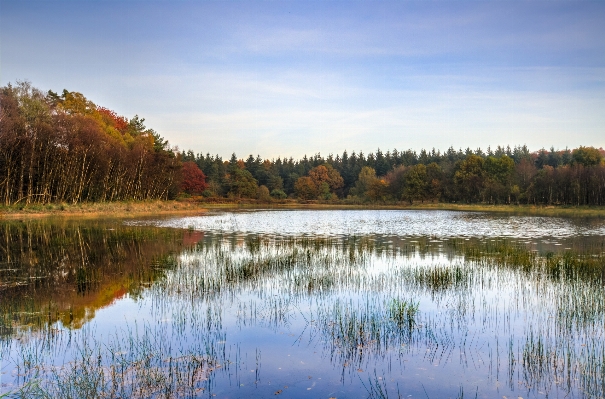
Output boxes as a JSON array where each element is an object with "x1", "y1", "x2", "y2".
[{"x1": 1, "y1": 227, "x2": 605, "y2": 398}]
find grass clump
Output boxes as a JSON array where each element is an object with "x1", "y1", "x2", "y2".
[
  {"x1": 8, "y1": 324, "x2": 223, "y2": 399},
  {"x1": 388, "y1": 299, "x2": 419, "y2": 330}
]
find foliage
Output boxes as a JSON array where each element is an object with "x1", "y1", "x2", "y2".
[
  {"x1": 572, "y1": 146, "x2": 603, "y2": 167},
  {"x1": 182, "y1": 145, "x2": 605, "y2": 206},
  {"x1": 403, "y1": 164, "x2": 427, "y2": 204},
  {"x1": 350, "y1": 166, "x2": 379, "y2": 200},
  {"x1": 0, "y1": 81, "x2": 181, "y2": 205},
  {"x1": 270, "y1": 189, "x2": 287, "y2": 199},
  {"x1": 454, "y1": 155, "x2": 485, "y2": 203},
  {"x1": 294, "y1": 165, "x2": 344, "y2": 200},
  {"x1": 482, "y1": 155, "x2": 514, "y2": 204},
  {"x1": 180, "y1": 162, "x2": 208, "y2": 195},
  {"x1": 257, "y1": 185, "x2": 271, "y2": 201},
  {"x1": 226, "y1": 168, "x2": 258, "y2": 198},
  {"x1": 7, "y1": 81, "x2": 602, "y2": 206},
  {"x1": 294, "y1": 176, "x2": 318, "y2": 200}
]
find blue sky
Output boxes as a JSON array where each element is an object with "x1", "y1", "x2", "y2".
[{"x1": 1, "y1": 1, "x2": 604, "y2": 159}]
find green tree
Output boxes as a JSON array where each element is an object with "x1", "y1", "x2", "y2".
[
  {"x1": 425, "y1": 162, "x2": 443, "y2": 201},
  {"x1": 572, "y1": 146, "x2": 603, "y2": 166},
  {"x1": 227, "y1": 168, "x2": 258, "y2": 198},
  {"x1": 454, "y1": 155, "x2": 485, "y2": 203},
  {"x1": 267, "y1": 174, "x2": 284, "y2": 191},
  {"x1": 351, "y1": 166, "x2": 378, "y2": 198},
  {"x1": 403, "y1": 164, "x2": 427, "y2": 204},
  {"x1": 483, "y1": 155, "x2": 514, "y2": 203},
  {"x1": 270, "y1": 189, "x2": 287, "y2": 199}
]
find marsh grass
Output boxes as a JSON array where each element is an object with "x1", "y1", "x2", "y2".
[
  {"x1": 4, "y1": 322, "x2": 226, "y2": 399},
  {"x1": 361, "y1": 370, "x2": 401, "y2": 399},
  {"x1": 2, "y1": 227, "x2": 605, "y2": 397}
]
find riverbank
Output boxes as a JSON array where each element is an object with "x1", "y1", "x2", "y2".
[{"x1": 2, "y1": 199, "x2": 605, "y2": 219}]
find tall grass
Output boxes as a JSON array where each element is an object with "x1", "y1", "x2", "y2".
[{"x1": 2, "y1": 228, "x2": 605, "y2": 397}]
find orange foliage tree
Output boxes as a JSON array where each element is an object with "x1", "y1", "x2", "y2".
[
  {"x1": 0, "y1": 81, "x2": 182, "y2": 205},
  {"x1": 180, "y1": 162, "x2": 208, "y2": 195},
  {"x1": 295, "y1": 164, "x2": 344, "y2": 200}
]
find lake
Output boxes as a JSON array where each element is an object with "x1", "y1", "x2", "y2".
[{"x1": 1, "y1": 210, "x2": 605, "y2": 398}]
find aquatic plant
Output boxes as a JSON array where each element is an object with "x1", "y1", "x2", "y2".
[{"x1": 2, "y1": 221, "x2": 605, "y2": 398}]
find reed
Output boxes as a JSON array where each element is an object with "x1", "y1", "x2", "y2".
[{"x1": 2, "y1": 221, "x2": 605, "y2": 397}]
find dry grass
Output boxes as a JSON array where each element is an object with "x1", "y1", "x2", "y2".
[
  {"x1": 0, "y1": 200, "x2": 208, "y2": 219},
  {"x1": 2, "y1": 199, "x2": 605, "y2": 219}
]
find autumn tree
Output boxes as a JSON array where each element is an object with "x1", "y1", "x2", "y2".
[
  {"x1": 308, "y1": 165, "x2": 344, "y2": 193},
  {"x1": 482, "y1": 155, "x2": 514, "y2": 203},
  {"x1": 257, "y1": 185, "x2": 271, "y2": 201},
  {"x1": 515, "y1": 158, "x2": 537, "y2": 202},
  {"x1": 295, "y1": 164, "x2": 344, "y2": 200},
  {"x1": 385, "y1": 165, "x2": 407, "y2": 200},
  {"x1": 346, "y1": 166, "x2": 389, "y2": 202},
  {"x1": 425, "y1": 162, "x2": 443, "y2": 201},
  {"x1": 294, "y1": 176, "x2": 318, "y2": 200},
  {"x1": 0, "y1": 81, "x2": 181, "y2": 205},
  {"x1": 0, "y1": 86, "x2": 25, "y2": 205},
  {"x1": 367, "y1": 178, "x2": 389, "y2": 202},
  {"x1": 180, "y1": 161, "x2": 208, "y2": 195},
  {"x1": 6, "y1": 81, "x2": 605, "y2": 207}
]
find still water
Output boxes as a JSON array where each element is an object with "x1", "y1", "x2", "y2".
[{"x1": 1, "y1": 210, "x2": 605, "y2": 398}]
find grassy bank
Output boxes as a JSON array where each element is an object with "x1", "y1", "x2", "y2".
[
  {"x1": 0, "y1": 200, "x2": 208, "y2": 219},
  {"x1": 2, "y1": 199, "x2": 605, "y2": 219}
]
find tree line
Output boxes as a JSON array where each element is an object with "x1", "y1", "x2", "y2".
[
  {"x1": 0, "y1": 82, "x2": 180, "y2": 205},
  {"x1": 2, "y1": 81, "x2": 604, "y2": 206},
  {"x1": 183, "y1": 145, "x2": 605, "y2": 205}
]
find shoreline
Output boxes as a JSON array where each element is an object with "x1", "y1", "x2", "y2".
[
  {"x1": 0, "y1": 200, "x2": 208, "y2": 220},
  {"x1": 2, "y1": 200, "x2": 605, "y2": 219}
]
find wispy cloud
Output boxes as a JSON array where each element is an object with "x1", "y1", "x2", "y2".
[{"x1": 2, "y1": 0, "x2": 604, "y2": 157}]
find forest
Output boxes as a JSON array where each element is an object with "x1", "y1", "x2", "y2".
[
  {"x1": 1, "y1": 82, "x2": 605, "y2": 206},
  {"x1": 0, "y1": 82, "x2": 180, "y2": 205},
  {"x1": 182, "y1": 145, "x2": 605, "y2": 205}
]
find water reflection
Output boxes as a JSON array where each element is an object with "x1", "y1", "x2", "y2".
[
  {"x1": 140, "y1": 209, "x2": 605, "y2": 239},
  {"x1": 1, "y1": 212, "x2": 605, "y2": 399},
  {"x1": 0, "y1": 219, "x2": 187, "y2": 338}
]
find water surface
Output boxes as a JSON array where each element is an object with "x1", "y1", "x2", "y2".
[
  {"x1": 141, "y1": 209, "x2": 605, "y2": 238},
  {"x1": 1, "y1": 210, "x2": 605, "y2": 398}
]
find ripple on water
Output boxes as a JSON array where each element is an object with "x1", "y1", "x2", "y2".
[{"x1": 133, "y1": 209, "x2": 605, "y2": 239}]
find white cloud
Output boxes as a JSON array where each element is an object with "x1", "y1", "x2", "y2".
[{"x1": 3, "y1": 1, "x2": 604, "y2": 158}]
